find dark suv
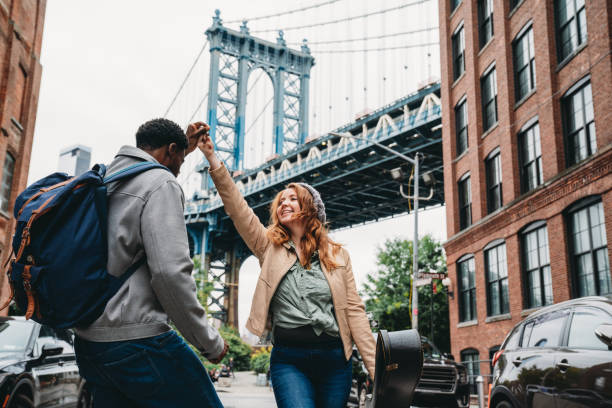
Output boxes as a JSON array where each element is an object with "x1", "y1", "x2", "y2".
[
  {"x1": 490, "y1": 296, "x2": 612, "y2": 408},
  {"x1": 0, "y1": 316, "x2": 91, "y2": 407},
  {"x1": 347, "y1": 336, "x2": 470, "y2": 408}
]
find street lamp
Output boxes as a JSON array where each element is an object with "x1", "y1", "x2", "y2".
[{"x1": 329, "y1": 131, "x2": 434, "y2": 332}]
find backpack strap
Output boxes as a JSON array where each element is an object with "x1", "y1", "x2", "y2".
[
  {"x1": 103, "y1": 162, "x2": 170, "y2": 184},
  {"x1": 111, "y1": 256, "x2": 147, "y2": 291}
]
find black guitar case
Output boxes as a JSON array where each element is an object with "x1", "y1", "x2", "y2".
[{"x1": 366, "y1": 329, "x2": 423, "y2": 408}]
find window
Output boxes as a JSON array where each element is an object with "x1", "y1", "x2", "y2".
[
  {"x1": 522, "y1": 223, "x2": 553, "y2": 309},
  {"x1": 510, "y1": 0, "x2": 522, "y2": 10},
  {"x1": 485, "y1": 149, "x2": 502, "y2": 213},
  {"x1": 518, "y1": 122, "x2": 543, "y2": 193},
  {"x1": 478, "y1": 0, "x2": 494, "y2": 49},
  {"x1": 503, "y1": 326, "x2": 521, "y2": 350},
  {"x1": 522, "y1": 310, "x2": 568, "y2": 348},
  {"x1": 555, "y1": 0, "x2": 587, "y2": 62},
  {"x1": 485, "y1": 242, "x2": 509, "y2": 316},
  {"x1": 461, "y1": 349, "x2": 480, "y2": 394},
  {"x1": 455, "y1": 98, "x2": 468, "y2": 156},
  {"x1": 14, "y1": 65, "x2": 28, "y2": 125},
  {"x1": 568, "y1": 199, "x2": 611, "y2": 297},
  {"x1": 452, "y1": 25, "x2": 465, "y2": 81},
  {"x1": 489, "y1": 345, "x2": 501, "y2": 373},
  {"x1": 513, "y1": 25, "x2": 536, "y2": 101},
  {"x1": 563, "y1": 79, "x2": 596, "y2": 166},
  {"x1": 481, "y1": 67, "x2": 498, "y2": 132},
  {"x1": 568, "y1": 307, "x2": 612, "y2": 350},
  {"x1": 0, "y1": 153, "x2": 15, "y2": 213},
  {"x1": 458, "y1": 174, "x2": 471, "y2": 230},
  {"x1": 451, "y1": 0, "x2": 461, "y2": 13},
  {"x1": 458, "y1": 256, "x2": 476, "y2": 322}
]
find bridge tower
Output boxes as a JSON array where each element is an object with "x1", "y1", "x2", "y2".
[{"x1": 190, "y1": 11, "x2": 314, "y2": 327}]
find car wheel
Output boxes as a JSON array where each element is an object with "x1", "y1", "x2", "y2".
[
  {"x1": 9, "y1": 393, "x2": 34, "y2": 408},
  {"x1": 358, "y1": 387, "x2": 367, "y2": 408},
  {"x1": 495, "y1": 400, "x2": 514, "y2": 408}
]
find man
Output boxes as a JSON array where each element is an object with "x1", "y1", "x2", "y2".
[{"x1": 74, "y1": 118, "x2": 227, "y2": 408}]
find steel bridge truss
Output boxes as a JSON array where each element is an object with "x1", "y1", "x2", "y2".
[{"x1": 186, "y1": 83, "x2": 443, "y2": 326}]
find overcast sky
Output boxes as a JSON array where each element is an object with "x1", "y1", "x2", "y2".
[{"x1": 31, "y1": 0, "x2": 445, "y2": 336}]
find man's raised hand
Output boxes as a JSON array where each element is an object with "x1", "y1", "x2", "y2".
[{"x1": 186, "y1": 122, "x2": 209, "y2": 154}]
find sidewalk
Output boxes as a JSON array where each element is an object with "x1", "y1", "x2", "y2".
[{"x1": 215, "y1": 371, "x2": 276, "y2": 408}]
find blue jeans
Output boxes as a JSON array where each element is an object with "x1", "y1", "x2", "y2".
[
  {"x1": 270, "y1": 344, "x2": 352, "y2": 408},
  {"x1": 74, "y1": 331, "x2": 223, "y2": 408}
]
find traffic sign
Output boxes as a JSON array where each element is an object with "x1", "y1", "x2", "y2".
[
  {"x1": 414, "y1": 277, "x2": 432, "y2": 287},
  {"x1": 419, "y1": 273, "x2": 446, "y2": 280}
]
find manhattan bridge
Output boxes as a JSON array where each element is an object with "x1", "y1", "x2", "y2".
[{"x1": 164, "y1": 0, "x2": 444, "y2": 327}]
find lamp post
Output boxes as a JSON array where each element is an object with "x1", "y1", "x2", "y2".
[{"x1": 330, "y1": 132, "x2": 433, "y2": 332}]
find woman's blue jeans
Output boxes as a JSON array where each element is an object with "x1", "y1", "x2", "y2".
[
  {"x1": 74, "y1": 330, "x2": 223, "y2": 408},
  {"x1": 270, "y1": 344, "x2": 352, "y2": 408}
]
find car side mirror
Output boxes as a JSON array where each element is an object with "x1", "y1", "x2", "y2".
[
  {"x1": 443, "y1": 352, "x2": 455, "y2": 361},
  {"x1": 41, "y1": 343, "x2": 63, "y2": 359},
  {"x1": 595, "y1": 323, "x2": 612, "y2": 348}
]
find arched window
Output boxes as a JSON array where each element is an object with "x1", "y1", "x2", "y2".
[
  {"x1": 461, "y1": 348, "x2": 480, "y2": 394},
  {"x1": 457, "y1": 254, "x2": 476, "y2": 322},
  {"x1": 484, "y1": 240, "x2": 509, "y2": 316},
  {"x1": 565, "y1": 196, "x2": 610, "y2": 297},
  {"x1": 520, "y1": 221, "x2": 552, "y2": 309}
]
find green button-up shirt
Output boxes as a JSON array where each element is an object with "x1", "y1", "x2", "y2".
[{"x1": 270, "y1": 242, "x2": 340, "y2": 337}]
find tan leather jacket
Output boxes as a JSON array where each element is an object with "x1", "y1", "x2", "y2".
[{"x1": 209, "y1": 164, "x2": 376, "y2": 377}]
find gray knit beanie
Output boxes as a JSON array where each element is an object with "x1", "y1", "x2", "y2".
[{"x1": 296, "y1": 182, "x2": 326, "y2": 224}]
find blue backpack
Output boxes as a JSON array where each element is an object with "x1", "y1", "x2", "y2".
[{"x1": 1, "y1": 161, "x2": 170, "y2": 329}]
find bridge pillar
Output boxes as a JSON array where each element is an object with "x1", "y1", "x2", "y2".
[{"x1": 224, "y1": 248, "x2": 242, "y2": 329}]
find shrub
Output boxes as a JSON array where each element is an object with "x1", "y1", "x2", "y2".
[{"x1": 250, "y1": 347, "x2": 271, "y2": 374}]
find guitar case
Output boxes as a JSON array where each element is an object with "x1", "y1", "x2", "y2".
[{"x1": 366, "y1": 329, "x2": 423, "y2": 408}]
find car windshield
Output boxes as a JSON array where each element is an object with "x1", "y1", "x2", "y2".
[
  {"x1": 0, "y1": 320, "x2": 33, "y2": 353},
  {"x1": 422, "y1": 339, "x2": 442, "y2": 359}
]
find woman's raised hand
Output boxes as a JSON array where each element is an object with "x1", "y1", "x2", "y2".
[{"x1": 196, "y1": 124, "x2": 222, "y2": 170}]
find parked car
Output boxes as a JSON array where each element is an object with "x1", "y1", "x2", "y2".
[
  {"x1": 412, "y1": 337, "x2": 470, "y2": 408},
  {"x1": 347, "y1": 335, "x2": 470, "y2": 408},
  {"x1": 489, "y1": 296, "x2": 612, "y2": 408},
  {"x1": 0, "y1": 316, "x2": 92, "y2": 407}
]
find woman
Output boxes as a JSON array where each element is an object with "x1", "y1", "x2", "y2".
[{"x1": 198, "y1": 128, "x2": 375, "y2": 408}]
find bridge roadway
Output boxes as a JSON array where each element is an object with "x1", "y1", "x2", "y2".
[{"x1": 184, "y1": 82, "x2": 443, "y2": 324}]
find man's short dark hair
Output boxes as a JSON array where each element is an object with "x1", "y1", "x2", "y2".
[{"x1": 136, "y1": 118, "x2": 188, "y2": 150}]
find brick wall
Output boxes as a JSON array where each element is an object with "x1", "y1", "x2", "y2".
[
  {"x1": 0, "y1": 0, "x2": 46, "y2": 312},
  {"x1": 439, "y1": 0, "x2": 612, "y2": 382}
]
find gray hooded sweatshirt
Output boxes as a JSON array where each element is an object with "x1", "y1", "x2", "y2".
[{"x1": 74, "y1": 146, "x2": 224, "y2": 360}]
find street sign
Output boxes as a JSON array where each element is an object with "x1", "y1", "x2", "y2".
[
  {"x1": 414, "y1": 277, "x2": 432, "y2": 287},
  {"x1": 419, "y1": 273, "x2": 447, "y2": 280}
]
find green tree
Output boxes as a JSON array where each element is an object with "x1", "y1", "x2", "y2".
[{"x1": 361, "y1": 235, "x2": 450, "y2": 352}]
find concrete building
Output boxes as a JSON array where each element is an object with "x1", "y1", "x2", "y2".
[
  {"x1": 0, "y1": 0, "x2": 47, "y2": 308},
  {"x1": 438, "y1": 0, "x2": 612, "y2": 389},
  {"x1": 58, "y1": 145, "x2": 91, "y2": 176}
]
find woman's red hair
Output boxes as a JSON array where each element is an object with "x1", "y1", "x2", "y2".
[{"x1": 267, "y1": 183, "x2": 342, "y2": 270}]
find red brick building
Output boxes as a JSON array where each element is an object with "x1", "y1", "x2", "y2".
[
  {"x1": 438, "y1": 0, "x2": 612, "y2": 388},
  {"x1": 0, "y1": 0, "x2": 46, "y2": 307}
]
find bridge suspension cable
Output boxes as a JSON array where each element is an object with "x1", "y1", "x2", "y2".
[
  {"x1": 312, "y1": 41, "x2": 439, "y2": 53},
  {"x1": 288, "y1": 27, "x2": 439, "y2": 45},
  {"x1": 225, "y1": 0, "x2": 341, "y2": 23},
  {"x1": 186, "y1": 92, "x2": 209, "y2": 126},
  {"x1": 251, "y1": 0, "x2": 431, "y2": 33},
  {"x1": 163, "y1": 40, "x2": 209, "y2": 118}
]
